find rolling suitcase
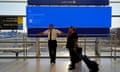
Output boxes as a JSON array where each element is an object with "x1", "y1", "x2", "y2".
[
  {"x1": 76, "y1": 47, "x2": 99, "y2": 72},
  {"x1": 82, "y1": 55, "x2": 99, "y2": 72}
]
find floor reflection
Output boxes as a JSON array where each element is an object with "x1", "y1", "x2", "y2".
[
  {"x1": 50, "y1": 64, "x2": 56, "y2": 72},
  {"x1": 0, "y1": 59, "x2": 120, "y2": 72},
  {"x1": 36, "y1": 59, "x2": 40, "y2": 72},
  {"x1": 68, "y1": 62, "x2": 88, "y2": 72}
]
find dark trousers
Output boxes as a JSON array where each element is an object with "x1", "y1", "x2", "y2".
[
  {"x1": 48, "y1": 40, "x2": 57, "y2": 62},
  {"x1": 69, "y1": 48, "x2": 80, "y2": 67}
]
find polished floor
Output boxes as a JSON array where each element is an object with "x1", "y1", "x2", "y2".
[{"x1": 0, "y1": 58, "x2": 120, "y2": 72}]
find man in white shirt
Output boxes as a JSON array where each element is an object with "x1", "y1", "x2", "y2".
[{"x1": 42, "y1": 24, "x2": 63, "y2": 64}]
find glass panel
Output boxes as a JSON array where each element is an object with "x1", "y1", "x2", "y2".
[{"x1": 0, "y1": 30, "x2": 24, "y2": 57}]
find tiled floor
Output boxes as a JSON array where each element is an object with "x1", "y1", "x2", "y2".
[{"x1": 0, "y1": 58, "x2": 120, "y2": 72}]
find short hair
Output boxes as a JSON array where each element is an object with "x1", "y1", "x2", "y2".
[
  {"x1": 49, "y1": 24, "x2": 54, "y2": 28},
  {"x1": 70, "y1": 26, "x2": 76, "y2": 31}
]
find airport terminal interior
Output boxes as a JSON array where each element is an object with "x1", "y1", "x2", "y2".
[{"x1": 0, "y1": 0, "x2": 120, "y2": 72}]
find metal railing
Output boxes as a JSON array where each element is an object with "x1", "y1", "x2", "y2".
[{"x1": 0, "y1": 34, "x2": 119, "y2": 59}]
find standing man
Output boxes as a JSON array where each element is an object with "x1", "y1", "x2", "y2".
[
  {"x1": 66, "y1": 26, "x2": 81, "y2": 70},
  {"x1": 42, "y1": 24, "x2": 63, "y2": 64}
]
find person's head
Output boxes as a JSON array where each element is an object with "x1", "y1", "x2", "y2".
[
  {"x1": 49, "y1": 24, "x2": 54, "y2": 30},
  {"x1": 69, "y1": 26, "x2": 76, "y2": 33}
]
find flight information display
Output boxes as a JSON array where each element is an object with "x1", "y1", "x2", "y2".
[
  {"x1": 26, "y1": 6, "x2": 111, "y2": 37},
  {"x1": 0, "y1": 16, "x2": 23, "y2": 30},
  {"x1": 28, "y1": 0, "x2": 109, "y2": 5},
  {"x1": 27, "y1": 6, "x2": 111, "y2": 28}
]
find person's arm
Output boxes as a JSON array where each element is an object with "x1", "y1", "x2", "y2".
[
  {"x1": 39, "y1": 29, "x2": 49, "y2": 35},
  {"x1": 56, "y1": 29, "x2": 66, "y2": 35}
]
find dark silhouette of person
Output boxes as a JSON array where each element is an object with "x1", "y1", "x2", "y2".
[{"x1": 66, "y1": 26, "x2": 81, "y2": 70}]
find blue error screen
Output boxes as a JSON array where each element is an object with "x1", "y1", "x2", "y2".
[{"x1": 27, "y1": 6, "x2": 111, "y2": 28}]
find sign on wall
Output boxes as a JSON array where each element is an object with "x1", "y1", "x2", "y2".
[
  {"x1": 0, "y1": 16, "x2": 23, "y2": 30},
  {"x1": 26, "y1": 6, "x2": 111, "y2": 37},
  {"x1": 28, "y1": 0, "x2": 109, "y2": 5}
]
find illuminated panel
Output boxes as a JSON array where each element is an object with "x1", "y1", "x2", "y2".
[
  {"x1": 27, "y1": 6, "x2": 111, "y2": 28},
  {"x1": 0, "y1": 16, "x2": 23, "y2": 30},
  {"x1": 27, "y1": 6, "x2": 111, "y2": 37},
  {"x1": 28, "y1": 0, "x2": 109, "y2": 5}
]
